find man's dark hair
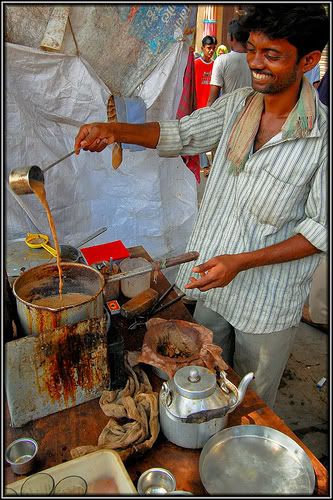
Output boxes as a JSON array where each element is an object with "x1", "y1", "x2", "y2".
[
  {"x1": 202, "y1": 35, "x2": 217, "y2": 46},
  {"x1": 239, "y1": 4, "x2": 329, "y2": 59},
  {"x1": 228, "y1": 19, "x2": 249, "y2": 44}
]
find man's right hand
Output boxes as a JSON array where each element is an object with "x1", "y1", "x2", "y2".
[
  {"x1": 75, "y1": 123, "x2": 114, "y2": 154},
  {"x1": 74, "y1": 121, "x2": 161, "y2": 155}
]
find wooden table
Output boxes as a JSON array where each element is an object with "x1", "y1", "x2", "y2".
[{"x1": 4, "y1": 246, "x2": 328, "y2": 495}]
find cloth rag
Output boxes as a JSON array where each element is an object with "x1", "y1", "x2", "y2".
[{"x1": 70, "y1": 351, "x2": 159, "y2": 461}]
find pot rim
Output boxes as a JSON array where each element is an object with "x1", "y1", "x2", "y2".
[
  {"x1": 12, "y1": 262, "x2": 105, "y2": 311},
  {"x1": 5, "y1": 437, "x2": 38, "y2": 465}
]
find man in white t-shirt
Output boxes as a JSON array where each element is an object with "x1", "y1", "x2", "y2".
[{"x1": 207, "y1": 20, "x2": 252, "y2": 105}]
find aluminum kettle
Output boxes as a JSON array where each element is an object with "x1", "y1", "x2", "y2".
[{"x1": 159, "y1": 365, "x2": 254, "y2": 449}]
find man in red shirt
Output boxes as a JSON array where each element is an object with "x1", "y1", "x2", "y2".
[{"x1": 194, "y1": 35, "x2": 217, "y2": 109}]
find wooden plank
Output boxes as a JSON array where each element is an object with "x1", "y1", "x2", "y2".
[{"x1": 40, "y1": 6, "x2": 70, "y2": 52}]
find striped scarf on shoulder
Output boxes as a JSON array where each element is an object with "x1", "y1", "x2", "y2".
[{"x1": 226, "y1": 77, "x2": 316, "y2": 174}]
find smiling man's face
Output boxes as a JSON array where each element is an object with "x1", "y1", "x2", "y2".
[{"x1": 246, "y1": 32, "x2": 304, "y2": 94}]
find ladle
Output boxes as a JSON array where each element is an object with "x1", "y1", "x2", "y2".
[{"x1": 9, "y1": 150, "x2": 76, "y2": 195}]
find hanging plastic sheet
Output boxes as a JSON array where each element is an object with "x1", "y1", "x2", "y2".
[{"x1": 5, "y1": 42, "x2": 198, "y2": 263}]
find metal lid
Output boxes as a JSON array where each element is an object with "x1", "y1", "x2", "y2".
[{"x1": 173, "y1": 366, "x2": 216, "y2": 399}]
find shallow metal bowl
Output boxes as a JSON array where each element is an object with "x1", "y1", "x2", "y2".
[
  {"x1": 5, "y1": 438, "x2": 38, "y2": 475},
  {"x1": 137, "y1": 467, "x2": 176, "y2": 495}
]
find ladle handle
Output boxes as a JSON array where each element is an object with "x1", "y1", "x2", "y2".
[
  {"x1": 43, "y1": 150, "x2": 76, "y2": 172},
  {"x1": 157, "y1": 251, "x2": 200, "y2": 269},
  {"x1": 75, "y1": 227, "x2": 108, "y2": 248}
]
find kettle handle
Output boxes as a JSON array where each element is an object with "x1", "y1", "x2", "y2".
[
  {"x1": 228, "y1": 372, "x2": 255, "y2": 412},
  {"x1": 161, "y1": 381, "x2": 173, "y2": 407}
]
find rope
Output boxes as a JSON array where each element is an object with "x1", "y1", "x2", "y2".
[{"x1": 68, "y1": 15, "x2": 80, "y2": 56}]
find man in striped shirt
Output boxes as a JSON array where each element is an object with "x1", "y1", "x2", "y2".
[{"x1": 74, "y1": 5, "x2": 328, "y2": 407}]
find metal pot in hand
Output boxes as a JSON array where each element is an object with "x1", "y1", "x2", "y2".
[{"x1": 159, "y1": 365, "x2": 254, "y2": 449}]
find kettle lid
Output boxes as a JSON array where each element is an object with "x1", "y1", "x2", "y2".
[{"x1": 174, "y1": 366, "x2": 216, "y2": 399}]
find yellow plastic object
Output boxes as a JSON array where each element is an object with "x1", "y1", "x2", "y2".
[{"x1": 25, "y1": 233, "x2": 57, "y2": 258}]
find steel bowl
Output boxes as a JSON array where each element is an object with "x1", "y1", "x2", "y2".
[
  {"x1": 137, "y1": 468, "x2": 176, "y2": 495},
  {"x1": 5, "y1": 438, "x2": 38, "y2": 475}
]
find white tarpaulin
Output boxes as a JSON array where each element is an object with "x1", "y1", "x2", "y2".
[{"x1": 5, "y1": 41, "x2": 198, "y2": 261}]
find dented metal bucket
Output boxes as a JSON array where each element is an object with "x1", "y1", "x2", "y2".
[{"x1": 12, "y1": 262, "x2": 105, "y2": 335}]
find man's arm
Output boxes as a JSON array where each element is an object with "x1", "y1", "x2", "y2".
[
  {"x1": 185, "y1": 234, "x2": 321, "y2": 291},
  {"x1": 207, "y1": 85, "x2": 221, "y2": 106},
  {"x1": 75, "y1": 122, "x2": 160, "y2": 154}
]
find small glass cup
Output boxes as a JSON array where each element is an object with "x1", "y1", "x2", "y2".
[
  {"x1": 20, "y1": 473, "x2": 55, "y2": 496},
  {"x1": 53, "y1": 475, "x2": 87, "y2": 496},
  {"x1": 4, "y1": 488, "x2": 18, "y2": 496}
]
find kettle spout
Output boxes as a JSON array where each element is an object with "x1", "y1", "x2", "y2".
[{"x1": 236, "y1": 372, "x2": 255, "y2": 407}]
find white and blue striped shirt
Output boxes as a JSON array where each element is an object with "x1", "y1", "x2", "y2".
[{"x1": 156, "y1": 86, "x2": 328, "y2": 333}]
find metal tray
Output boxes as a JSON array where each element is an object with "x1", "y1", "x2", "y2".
[{"x1": 199, "y1": 425, "x2": 315, "y2": 495}]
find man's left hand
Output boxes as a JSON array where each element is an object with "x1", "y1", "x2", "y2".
[{"x1": 185, "y1": 254, "x2": 242, "y2": 291}]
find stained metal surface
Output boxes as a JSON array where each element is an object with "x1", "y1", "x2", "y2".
[
  {"x1": 5, "y1": 316, "x2": 109, "y2": 427},
  {"x1": 199, "y1": 425, "x2": 315, "y2": 495},
  {"x1": 6, "y1": 238, "x2": 55, "y2": 277}
]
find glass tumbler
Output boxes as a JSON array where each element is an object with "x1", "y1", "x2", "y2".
[
  {"x1": 53, "y1": 475, "x2": 87, "y2": 495},
  {"x1": 4, "y1": 488, "x2": 18, "y2": 496},
  {"x1": 20, "y1": 473, "x2": 55, "y2": 496}
]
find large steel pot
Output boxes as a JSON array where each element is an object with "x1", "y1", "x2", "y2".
[
  {"x1": 159, "y1": 366, "x2": 254, "y2": 449},
  {"x1": 12, "y1": 262, "x2": 105, "y2": 335}
]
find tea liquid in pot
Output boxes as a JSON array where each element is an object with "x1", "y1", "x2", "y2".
[{"x1": 32, "y1": 293, "x2": 93, "y2": 308}]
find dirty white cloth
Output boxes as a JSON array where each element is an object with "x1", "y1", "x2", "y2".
[
  {"x1": 70, "y1": 352, "x2": 159, "y2": 461},
  {"x1": 193, "y1": 299, "x2": 298, "y2": 408}
]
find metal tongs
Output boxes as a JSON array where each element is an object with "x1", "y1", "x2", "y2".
[{"x1": 128, "y1": 283, "x2": 186, "y2": 330}]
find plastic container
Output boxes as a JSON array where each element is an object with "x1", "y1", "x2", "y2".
[
  {"x1": 5, "y1": 449, "x2": 137, "y2": 495},
  {"x1": 119, "y1": 257, "x2": 151, "y2": 298}
]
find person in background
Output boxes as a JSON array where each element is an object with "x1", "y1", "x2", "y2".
[
  {"x1": 216, "y1": 44, "x2": 229, "y2": 57},
  {"x1": 207, "y1": 19, "x2": 251, "y2": 105},
  {"x1": 194, "y1": 35, "x2": 217, "y2": 173},
  {"x1": 317, "y1": 69, "x2": 328, "y2": 106},
  {"x1": 74, "y1": 5, "x2": 328, "y2": 408},
  {"x1": 194, "y1": 35, "x2": 217, "y2": 109}
]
